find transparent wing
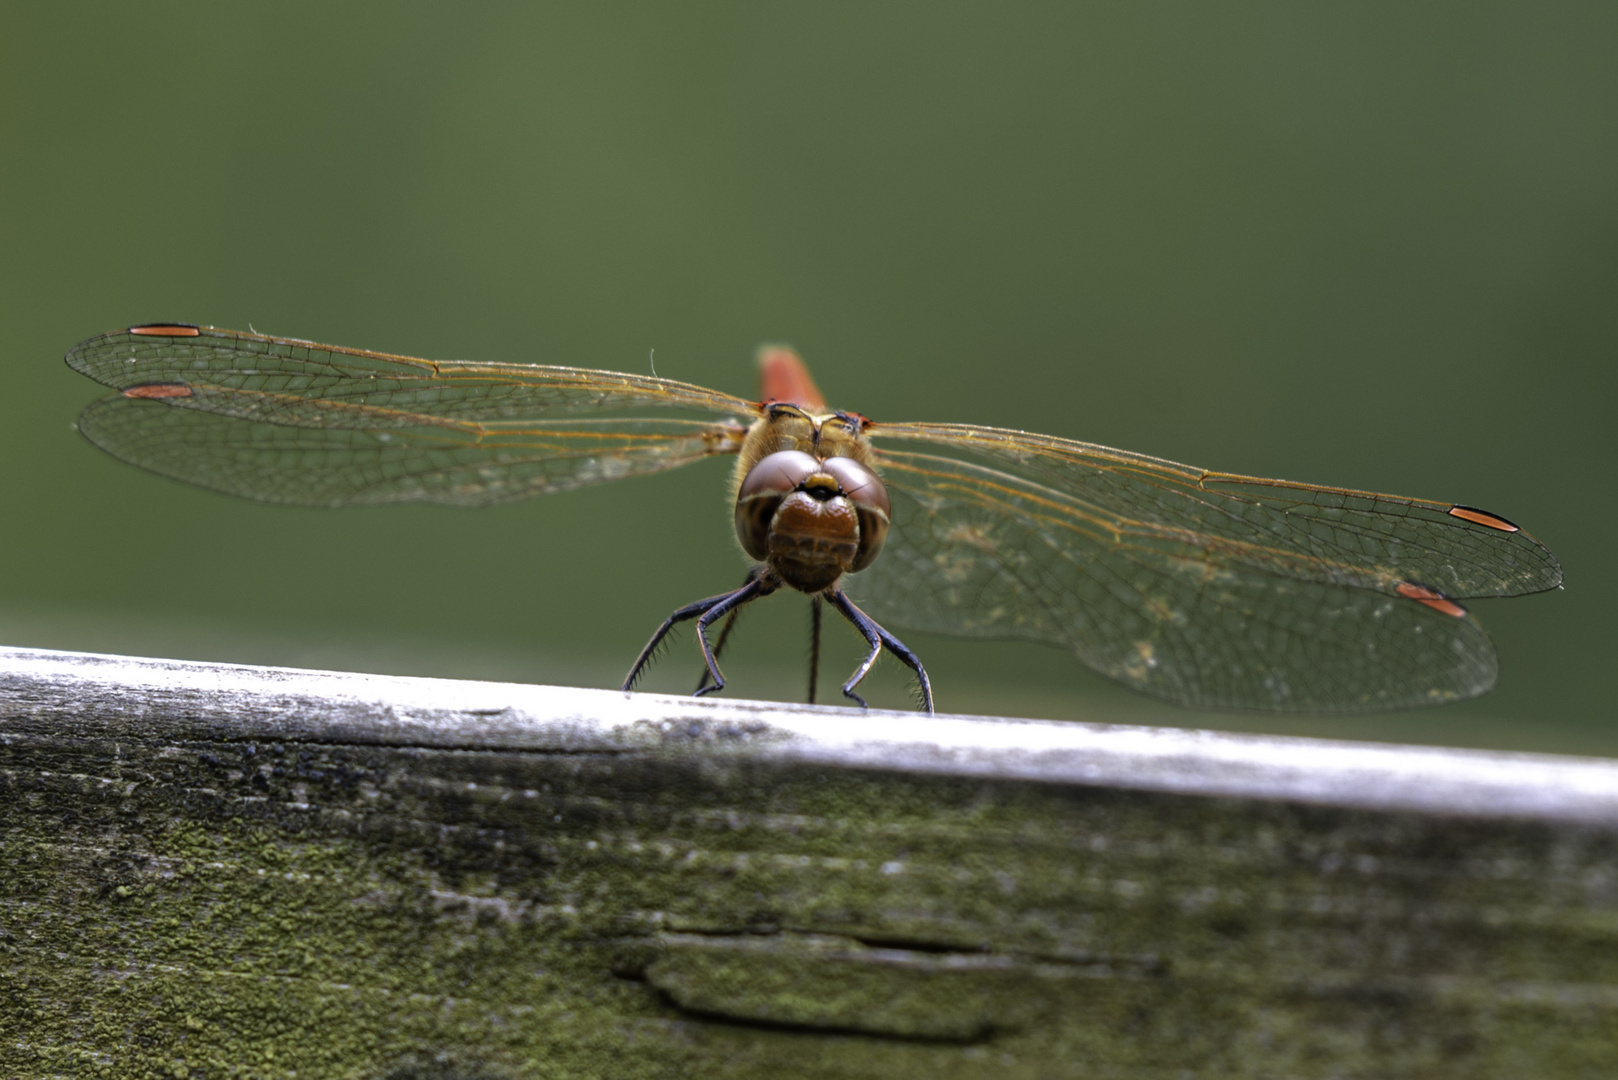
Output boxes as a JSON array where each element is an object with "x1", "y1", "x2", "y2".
[
  {"x1": 853, "y1": 423, "x2": 1562, "y2": 712},
  {"x1": 868, "y1": 423, "x2": 1560, "y2": 598},
  {"x1": 68, "y1": 326, "x2": 753, "y2": 508},
  {"x1": 67, "y1": 325, "x2": 760, "y2": 424}
]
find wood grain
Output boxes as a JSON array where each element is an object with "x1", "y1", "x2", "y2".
[{"x1": 3, "y1": 646, "x2": 1615, "y2": 1078}]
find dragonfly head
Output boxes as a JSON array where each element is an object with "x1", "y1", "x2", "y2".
[{"x1": 734, "y1": 449, "x2": 891, "y2": 592}]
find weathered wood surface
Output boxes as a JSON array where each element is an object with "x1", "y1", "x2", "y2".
[{"x1": 2, "y1": 645, "x2": 1616, "y2": 1080}]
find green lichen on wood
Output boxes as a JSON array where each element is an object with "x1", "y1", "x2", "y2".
[{"x1": 2, "y1": 726, "x2": 1616, "y2": 1079}]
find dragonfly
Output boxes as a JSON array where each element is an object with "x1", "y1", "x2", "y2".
[{"x1": 67, "y1": 324, "x2": 1562, "y2": 715}]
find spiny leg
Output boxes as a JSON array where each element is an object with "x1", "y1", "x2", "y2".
[
  {"x1": 825, "y1": 589, "x2": 935, "y2": 714},
  {"x1": 867, "y1": 611, "x2": 935, "y2": 714},
  {"x1": 694, "y1": 607, "x2": 742, "y2": 694},
  {"x1": 698, "y1": 589, "x2": 825, "y2": 705},
  {"x1": 623, "y1": 577, "x2": 766, "y2": 695},
  {"x1": 696, "y1": 568, "x2": 763, "y2": 694},
  {"x1": 691, "y1": 578, "x2": 769, "y2": 697},
  {"x1": 824, "y1": 590, "x2": 880, "y2": 708},
  {"x1": 807, "y1": 596, "x2": 823, "y2": 705}
]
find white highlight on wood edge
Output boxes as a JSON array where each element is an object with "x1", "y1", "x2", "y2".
[{"x1": 2, "y1": 644, "x2": 1615, "y2": 824}]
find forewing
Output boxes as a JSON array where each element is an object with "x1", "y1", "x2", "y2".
[
  {"x1": 67, "y1": 326, "x2": 755, "y2": 507},
  {"x1": 868, "y1": 423, "x2": 1561, "y2": 599},
  {"x1": 851, "y1": 423, "x2": 1559, "y2": 711},
  {"x1": 67, "y1": 326, "x2": 760, "y2": 426}
]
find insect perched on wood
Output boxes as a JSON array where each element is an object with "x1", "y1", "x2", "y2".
[{"x1": 68, "y1": 324, "x2": 1561, "y2": 714}]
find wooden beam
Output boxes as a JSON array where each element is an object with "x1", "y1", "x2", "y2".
[{"x1": 3, "y1": 645, "x2": 1616, "y2": 1078}]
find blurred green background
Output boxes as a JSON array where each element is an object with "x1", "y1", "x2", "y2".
[{"x1": 2, "y1": 3, "x2": 1611, "y2": 753}]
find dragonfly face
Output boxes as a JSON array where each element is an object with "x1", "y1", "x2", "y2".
[
  {"x1": 66, "y1": 323, "x2": 1563, "y2": 716},
  {"x1": 733, "y1": 407, "x2": 892, "y2": 590}
]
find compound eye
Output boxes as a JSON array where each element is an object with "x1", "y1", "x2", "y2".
[
  {"x1": 820, "y1": 457, "x2": 889, "y2": 517},
  {"x1": 735, "y1": 450, "x2": 821, "y2": 560},
  {"x1": 737, "y1": 450, "x2": 820, "y2": 501},
  {"x1": 821, "y1": 457, "x2": 891, "y2": 572}
]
